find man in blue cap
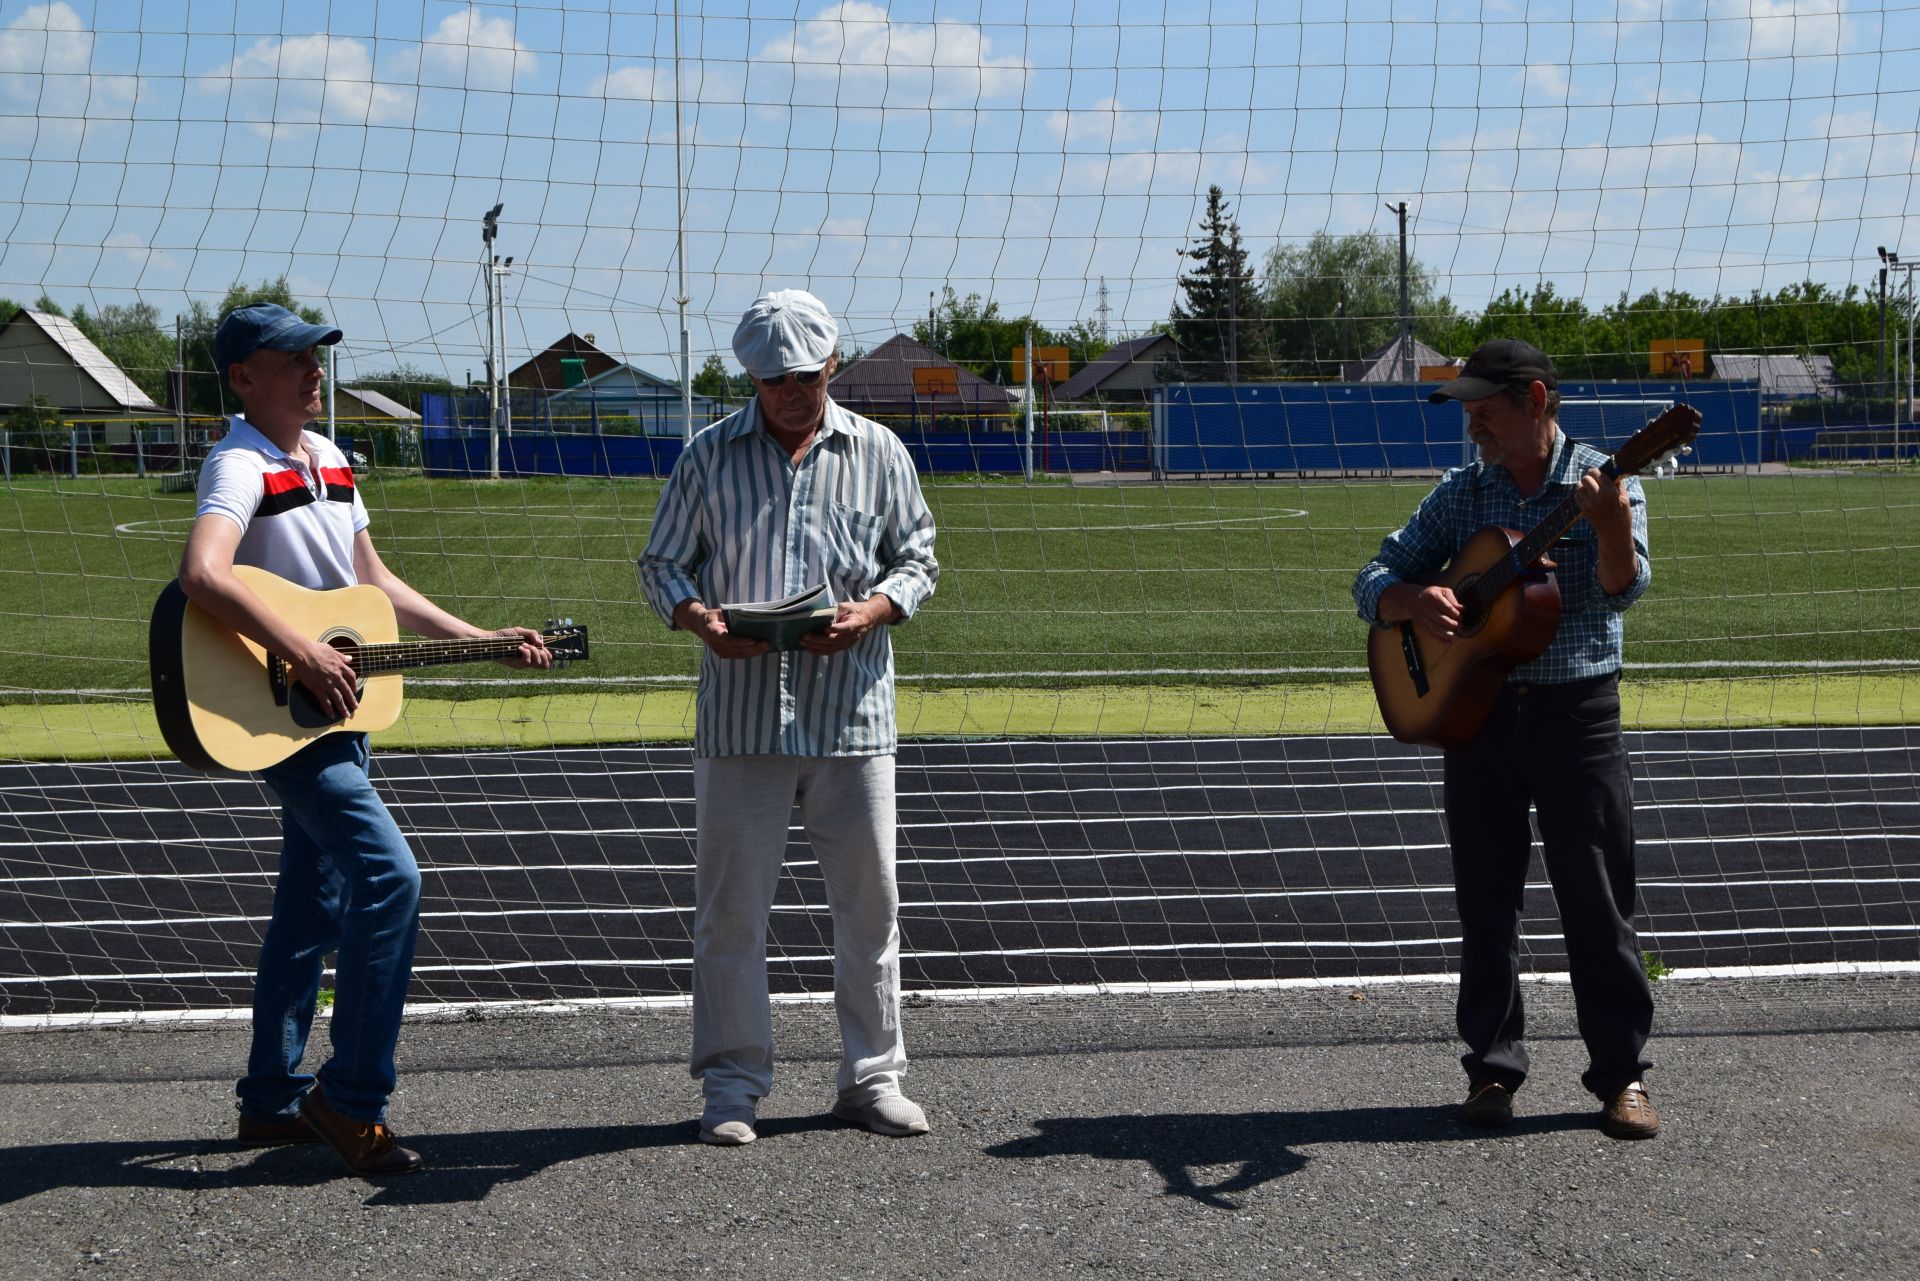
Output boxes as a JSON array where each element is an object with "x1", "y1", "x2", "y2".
[
  {"x1": 639, "y1": 288, "x2": 939, "y2": 1146},
  {"x1": 1352, "y1": 338, "x2": 1662, "y2": 1140},
  {"x1": 177, "y1": 303, "x2": 551, "y2": 1175}
]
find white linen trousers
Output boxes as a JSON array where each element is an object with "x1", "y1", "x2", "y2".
[{"x1": 690, "y1": 754, "x2": 907, "y2": 1116}]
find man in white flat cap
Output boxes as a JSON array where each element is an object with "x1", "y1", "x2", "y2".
[{"x1": 639, "y1": 288, "x2": 939, "y2": 1146}]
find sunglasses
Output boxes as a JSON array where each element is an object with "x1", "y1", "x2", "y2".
[{"x1": 756, "y1": 368, "x2": 825, "y2": 387}]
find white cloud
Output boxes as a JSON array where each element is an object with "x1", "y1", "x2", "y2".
[
  {"x1": 1708, "y1": 0, "x2": 1843, "y2": 58},
  {"x1": 1524, "y1": 63, "x2": 1570, "y2": 101},
  {"x1": 1045, "y1": 97, "x2": 1160, "y2": 149},
  {"x1": 419, "y1": 6, "x2": 539, "y2": 91},
  {"x1": 597, "y1": 65, "x2": 658, "y2": 101},
  {"x1": 201, "y1": 33, "x2": 412, "y2": 135},
  {"x1": 0, "y1": 3, "x2": 134, "y2": 117},
  {"x1": 758, "y1": 2, "x2": 1026, "y2": 108}
]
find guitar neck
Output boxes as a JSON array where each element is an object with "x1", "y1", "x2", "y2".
[
  {"x1": 352, "y1": 637, "x2": 526, "y2": 675},
  {"x1": 1466, "y1": 458, "x2": 1619, "y2": 606}
]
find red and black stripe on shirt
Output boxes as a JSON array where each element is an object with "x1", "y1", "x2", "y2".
[{"x1": 255, "y1": 465, "x2": 355, "y2": 518}]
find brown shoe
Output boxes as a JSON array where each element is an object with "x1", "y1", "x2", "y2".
[
  {"x1": 1461, "y1": 1080, "x2": 1513, "y2": 1128},
  {"x1": 299, "y1": 1089, "x2": 424, "y2": 1176},
  {"x1": 236, "y1": 1109, "x2": 318, "y2": 1147},
  {"x1": 1601, "y1": 1081, "x2": 1660, "y2": 1140}
]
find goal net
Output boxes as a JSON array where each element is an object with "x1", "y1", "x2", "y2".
[{"x1": 1, "y1": 1, "x2": 1915, "y2": 1023}]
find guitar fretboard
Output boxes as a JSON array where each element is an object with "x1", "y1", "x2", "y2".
[{"x1": 351, "y1": 638, "x2": 538, "y2": 674}]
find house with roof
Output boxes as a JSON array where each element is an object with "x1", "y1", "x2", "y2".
[
  {"x1": 829, "y1": 334, "x2": 1019, "y2": 427},
  {"x1": 544, "y1": 361, "x2": 723, "y2": 436},
  {"x1": 1054, "y1": 333, "x2": 1185, "y2": 404},
  {"x1": 333, "y1": 386, "x2": 421, "y2": 422},
  {"x1": 508, "y1": 332, "x2": 623, "y2": 394},
  {"x1": 1344, "y1": 334, "x2": 1457, "y2": 383},
  {"x1": 1708, "y1": 353, "x2": 1840, "y2": 399},
  {"x1": 0, "y1": 309, "x2": 163, "y2": 417}
]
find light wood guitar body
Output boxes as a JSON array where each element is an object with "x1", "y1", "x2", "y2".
[{"x1": 149, "y1": 564, "x2": 586, "y2": 771}]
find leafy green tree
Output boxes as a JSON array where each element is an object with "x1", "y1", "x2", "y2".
[
  {"x1": 1167, "y1": 186, "x2": 1267, "y2": 381},
  {"x1": 911, "y1": 288, "x2": 1058, "y2": 384},
  {"x1": 345, "y1": 363, "x2": 460, "y2": 414},
  {"x1": 1260, "y1": 231, "x2": 1459, "y2": 378},
  {"x1": 70, "y1": 301, "x2": 174, "y2": 402}
]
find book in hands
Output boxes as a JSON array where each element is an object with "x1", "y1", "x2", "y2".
[{"x1": 719, "y1": 583, "x2": 836, "y2": 650}]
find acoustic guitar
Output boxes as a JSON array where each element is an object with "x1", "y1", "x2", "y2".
[
  {"x1": 149, "y1": 564, "x2": 588, "y2": 771},
  {"x1": 1367, "y1": 404, "x2": 1701, "y2": 749}
]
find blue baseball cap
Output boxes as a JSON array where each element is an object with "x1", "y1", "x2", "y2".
[{"x1": 213, "y1": 303, "x2": 342, "y2": 380}]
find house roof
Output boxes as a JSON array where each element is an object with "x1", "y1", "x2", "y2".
[
  {"x1": 507, "y1": 332, "x2": 622, "y2": 392},
  {"x1": 829, "y1": 334, "x2": 1020, "y2": 411},
  {"x1": 1709, "y1": 353, "x2": 1838, "y2": 397},
  {"x1": 1054, "y1": 333, "x2": 1181, "y2": 400},
  {"x1": 550, "y1": 361, "x2": 683, "y2": 396},
  {"x1": 1344, "y1": 334, "x2": 1455, "y2": 383},
  {"x1": 334, "y1": 385, "x2": 420, "y2": 420},
  {"x1": 1, "y1": 309, "x2": 162, "y2": 411}
]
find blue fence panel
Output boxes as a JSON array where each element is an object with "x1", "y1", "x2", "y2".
[
  {"x1": 1156, "y1": 381, "x2": 1766, "y2": 473},
  {"x1": 421, "y1": 429, "x2": 686, "y2": 478}
]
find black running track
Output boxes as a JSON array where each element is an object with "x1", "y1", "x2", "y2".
[{"x1": 3, "y1": 727, "x2": 1917, "y2": 1017}]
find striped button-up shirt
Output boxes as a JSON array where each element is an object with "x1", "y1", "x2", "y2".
[
  {"x1": 1352, "y1": 430, "x2": 1651, "y2": 684},
  {"x1": 639, "y1": 398, "x2": 938, "y2": 758}
]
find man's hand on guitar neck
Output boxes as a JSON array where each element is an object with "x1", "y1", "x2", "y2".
[
  {"x1": 1574, "y1": 466, "x2": 1639, "y2": 596},
  {"x1": 1379, "y1": 582, "x2": 1464, "y2": 644}
]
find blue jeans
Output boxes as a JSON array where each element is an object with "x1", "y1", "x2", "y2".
[{"x1": 237, "y1": 733, "x2": 421, "y2": 1125}]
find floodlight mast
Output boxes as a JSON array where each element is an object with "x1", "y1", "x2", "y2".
[{"x1": 482, "y1": 204, "x2": 504, "y2": 479}]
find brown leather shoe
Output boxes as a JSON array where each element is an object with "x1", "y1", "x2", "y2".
[
  {"x1": 1461, "y1": 1080, "x2": 1514, "y2": 1128},
  {"x1": 1601, "y1": 1081, "x2": 1660, "y2": 1140},
  {"x1": 236, "y1": 1109, "x2": 318, "y2": 1147},
  {"x1": 299, "y1": 1089, "x2": 424, "y2": 1176}
]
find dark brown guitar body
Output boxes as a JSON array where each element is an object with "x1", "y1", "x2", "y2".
[{"x1": 1367, "y1": 525, "x2": 1562, "y2": 749}]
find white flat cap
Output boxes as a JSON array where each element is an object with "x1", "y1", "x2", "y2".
[{"x1": 732, "y1": 289, "x2": 838, "y2": 378}]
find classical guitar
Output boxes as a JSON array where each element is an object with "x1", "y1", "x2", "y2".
[
  {"x1": 149, "y1": 564, "x2": 589, "y2": 771},
  {"x1": 1367, "y1": 404, "x2": 1701, "y2": 749}
]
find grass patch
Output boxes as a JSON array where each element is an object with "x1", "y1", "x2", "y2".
[{"x1": 4, "y1": 674, "x2": 1915, "y2": 761}]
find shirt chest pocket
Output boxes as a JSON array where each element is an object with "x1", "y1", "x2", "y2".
[{"x1": 825, "y1": 500, "x2": 885, "y2": 593}]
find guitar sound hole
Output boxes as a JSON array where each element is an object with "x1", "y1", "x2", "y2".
[
  {"x1": 287, "y1": 632, "x2": 365, "y2": 729},
  {"x1": 1453, "y1": 574, "x2": 1488, "y2": 638}
]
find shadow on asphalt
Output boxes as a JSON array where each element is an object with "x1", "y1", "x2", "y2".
[
  {"x1": 4, "y1": 1115, "x2": 824, "y2": 1208},
  {"x1": 984, "y1": 1106, "x2": 1597, "y2": 1209}
]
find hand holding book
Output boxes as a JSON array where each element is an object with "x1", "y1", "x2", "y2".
[{"x1": 719, "y1": 583, "x2": 837, "y2": 651}]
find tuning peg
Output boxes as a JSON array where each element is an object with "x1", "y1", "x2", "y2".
[{"x1": 1680, "y1": 445, "x2": 1692, "y2": 456}]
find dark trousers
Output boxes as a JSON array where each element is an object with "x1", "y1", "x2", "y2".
[{"x1": 1442, "y1": 672, "x2": 1653, "y2": 1099}]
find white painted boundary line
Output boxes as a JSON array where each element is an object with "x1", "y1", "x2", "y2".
[
  {"x1": 16, "y1": 657, "x2": 1920, "y2": 698},
  {"x1": 8, "y1": 960, "x2": 1918, "y2": 1030}
]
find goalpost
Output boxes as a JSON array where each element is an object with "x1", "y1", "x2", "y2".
[{"x1": 1, "y1": 3, "x2": 1915, "y2": 1025}]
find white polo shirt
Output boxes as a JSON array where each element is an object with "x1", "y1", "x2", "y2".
[{"x1": 195, "y1": 416, "x2": 370, "y2": 590}]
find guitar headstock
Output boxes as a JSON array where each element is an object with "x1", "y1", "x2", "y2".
[
  {"x1": 1610, "y1": 403, "x2": 1703, "y2": 479},
  {"x1": 541, "y1": 618, "x2": 590, "y2": 667}
]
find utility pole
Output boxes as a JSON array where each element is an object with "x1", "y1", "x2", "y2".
[
  {"x1": 1387, "y1": 200, "x2": 1412, "y2": 381},
  {"x1": 1879, "y1": 261, "x2": 1889, "y2": 412},
  {"x1": 173, "y1": 315, "x2": 188, "y2": 470},
  {"x1": 495, "y1": 252, "x2": 514, "y2": 440},
  {"x1": 482, "y1": 202, "x2": 502, "y2": 479},
  {"x1": 673, "y1": 0, "x2": 693, "y2": 442}
]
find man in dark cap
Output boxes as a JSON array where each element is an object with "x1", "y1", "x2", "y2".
[
  {"x1": 639, "y1": 288, "x2": 939, "y2": 1147},
  {"x1": 177, "y1": 303, "x2": 551, "y2": 1175},
  {"x1": 1352, "y1": 338, "x2": 1661, "y2": 1140}
]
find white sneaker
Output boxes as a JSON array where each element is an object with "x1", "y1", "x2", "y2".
[
  {"x1": 698, "y1": 1108, "x2": 758, "y2": 1146},
  {"x1": 832, "y1": 1093, "x2": 930, "y2": 1137}
]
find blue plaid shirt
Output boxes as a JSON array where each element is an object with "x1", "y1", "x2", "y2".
[
  {"x1": 639, "y1": 398, "x2": 938, "y2": 758},
  {"x1": 1353, "y1": 431, "x2": 1650, "y2": 684}
]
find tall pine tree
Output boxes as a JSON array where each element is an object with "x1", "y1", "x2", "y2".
[{"x1": 1167, "y1": 186, "x2": 1264, "y2": 381}]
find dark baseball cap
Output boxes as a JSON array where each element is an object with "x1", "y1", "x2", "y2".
[
  {"x1": 213, "y1": 303, "x2": 342, "y2": 379},
  {"x1": 1427, "y1": 338, "x2": 1557, "y2": 404}
]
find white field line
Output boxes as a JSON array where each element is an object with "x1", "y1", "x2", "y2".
[
  {"x1": 9, "y1": 959, "x2": 1920, "y2": 1029},
  {"x1": 8, "y1": 874, "x2": 1919, "y2": 933},
  {"x1": 4, "y1": 830, "x2": 1917, "y2": 889},
  {"x1": 18, "y1": 655, "x2": 1920, "y2": 698}
]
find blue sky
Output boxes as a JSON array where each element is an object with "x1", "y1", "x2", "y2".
[{"x1": 1, "y1": 0, "x2": 1915, "y2": 382}]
